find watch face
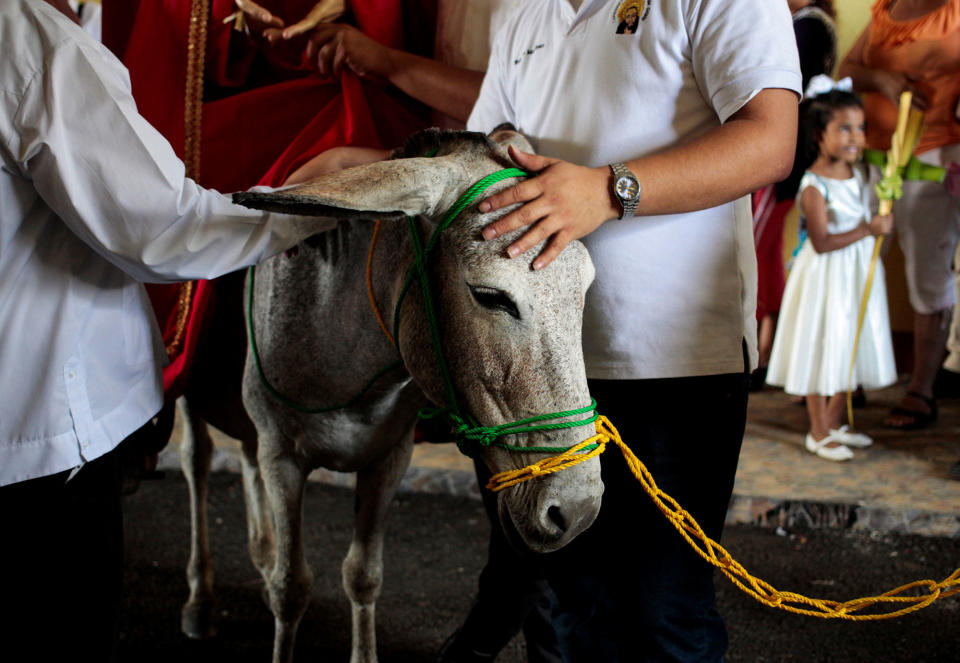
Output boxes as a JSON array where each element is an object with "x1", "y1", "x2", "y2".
[{"x1": 615, "y1": 175, "x2": 640, "y2": 201}]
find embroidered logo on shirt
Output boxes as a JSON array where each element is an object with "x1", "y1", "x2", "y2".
[
  {"x1": 513, "y1": 42, "x2": 545, "y2": 65},
  {"x1": 614, "y1": 0, "x2": 649, "y2": 34}
]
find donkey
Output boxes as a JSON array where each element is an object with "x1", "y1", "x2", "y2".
[{"x1": 176, "y1": 127, "x2": 603, "y2": 663}]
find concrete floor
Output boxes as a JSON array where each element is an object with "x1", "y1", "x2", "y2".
[{"x1": 160, "y1": 379, "x2": 960, "y2": 538}]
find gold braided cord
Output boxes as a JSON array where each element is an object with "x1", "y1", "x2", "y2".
[
  {"x1": 165, "y1": 0, "x2": 209, "y2": 359},
  {"x1": 488, "y1": 415, "x2": 960, "y2": 620},
  {"x1": 184, "y1": 0, "x2": 208, "y2": 182},
  {"x1": 164, "y1": 279, "x2": 195, "y2": 358}
]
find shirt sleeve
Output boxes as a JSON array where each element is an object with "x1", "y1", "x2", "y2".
[
  {"x1": 797, "y1": 172, "x2": 829, "y2": 207},
  {"x1": 13, "y1": 37, "x2": 333, "y2": 284},
  {"x1": 687, "y1": 0, "x2": 803, "y2": 123},
  {"x1": 467, "y1": 25, "x2": 514, "y2": 134}
]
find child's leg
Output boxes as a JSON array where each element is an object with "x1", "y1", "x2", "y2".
[
  {"x1": 826, "y1": 391, "x2": 874, "y2": 447},
  {"x1": 805, "y1": 394, "x2": 829, "y2": 440},
  {"x1": 826, "y1": 393, "x2": 847, "y2": 431},
  {"x1": 806, "y1": 394, "x2": 845, "y2": 448}
]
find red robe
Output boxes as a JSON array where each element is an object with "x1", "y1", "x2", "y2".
[{"x1": 102, "y1": 0, "x2": 429, "y2": 400}]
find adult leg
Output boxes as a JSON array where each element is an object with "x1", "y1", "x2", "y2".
[
  {"x1": 935, "y1": 238, "x2": 960, "y2": 397},
  {"x1": 752, "y1": 313, "x2": 777, "y2": 390},
  {"x1": 884, "y1": 308, "x2": 949, "y2": 427},
  {"x1": 944, "y1": 241, "x2": 960, "y2": 478},
  {"x1": 752, "y1": 191, "x2": 791, "y2": 390},
  {"x1": 438, "y1": 458, "x2": 561, "y2": 663},
  {"x1": 885, "y1": 148, "x2": 960, "y2": 428},
  {"x1": 548, "y1": 369, "x2": 750, "y2": 663},
  {"x1": 1, "y1": 443, "x2": 125, "y2": 662}
]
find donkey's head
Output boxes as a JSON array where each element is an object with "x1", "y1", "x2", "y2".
[{"x1": 236, "y1": 128, "x2": 602, "y2": 553}]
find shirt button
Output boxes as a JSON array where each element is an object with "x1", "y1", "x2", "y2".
[{"x1": 68, "y1": 370, "x2": 77, "y2": 379}]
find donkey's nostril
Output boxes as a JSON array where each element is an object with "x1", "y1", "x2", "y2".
[{"x1": 546, "y1": 505, "x2": 567, "y2": 533}]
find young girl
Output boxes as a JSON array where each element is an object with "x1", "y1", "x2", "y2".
[{"x1": 766, "y1": 78, "x2": 897, "y2": 461}]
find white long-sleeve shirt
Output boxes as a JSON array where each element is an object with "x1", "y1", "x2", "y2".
[{"x1": 0, "y1": 0, "x2": 333, "y2": 485}]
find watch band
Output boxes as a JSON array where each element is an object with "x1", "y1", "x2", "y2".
[{"x1": 610, "y1": 162, "x2": 641, "y2": 219}]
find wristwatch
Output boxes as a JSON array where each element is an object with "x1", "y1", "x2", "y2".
[{"x1": 609, "y1": 162, "x2": 641, "y2": 219}]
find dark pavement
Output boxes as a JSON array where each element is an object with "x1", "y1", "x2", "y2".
[{"x1": 119, "y1": 471, "x2": 960, "y2": 663}]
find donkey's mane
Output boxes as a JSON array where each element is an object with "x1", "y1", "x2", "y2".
[
  {"x1": 387, "y1": 126, "x2": 529, "y2": 258},
  {"x1": 390, "y1": 127, "x2": 497, "y2": 161}
]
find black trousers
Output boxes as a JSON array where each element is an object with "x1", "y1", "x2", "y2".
[
  {"x1": 448, "y1": 458, "x2": 563, "y2": 663},
  {"x1": 457, "y1": 366, "x2": 750, "y2": 663},
  {"x1": 0, "y1": 443, "x2": 125, "y2": 662},
  {"x1": 547, "y1": 372, "x2": 750, "y2": 663}
]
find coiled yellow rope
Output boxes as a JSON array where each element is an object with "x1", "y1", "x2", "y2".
[{"x1": 489, "y1": 415, "x2": 960, "y2": 619}]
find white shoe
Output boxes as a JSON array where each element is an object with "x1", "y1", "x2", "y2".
[
  {"x1": 805, "y1": 433, "x2": 854, "y2": 461},
  {"x1": 829, "y1": 425, "x2": 873, "y2": 448}
]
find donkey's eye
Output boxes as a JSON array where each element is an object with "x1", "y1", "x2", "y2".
[{"x1": 469, "y1": 284, "x2": 521, "y2": 319}]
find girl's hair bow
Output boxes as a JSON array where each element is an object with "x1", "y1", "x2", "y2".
[{"x1": 804, "y1": 75, "x2": 853, "y2": 100}]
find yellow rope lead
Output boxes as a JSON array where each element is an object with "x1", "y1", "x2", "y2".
[{"x1": 489, "y1": 415, "x2": 960, "y2": 620}]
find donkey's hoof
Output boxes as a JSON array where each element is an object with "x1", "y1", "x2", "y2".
[{"x1": 181, "y1": 600, "x2": 217, "y2": 639}]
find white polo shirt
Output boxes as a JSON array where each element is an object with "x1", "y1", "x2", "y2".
[{"x1": 468, "y1": 0, "x2": 801, "y2": 380}]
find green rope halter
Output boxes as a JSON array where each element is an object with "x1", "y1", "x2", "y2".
[{"x1": 248, "y1": 167, "x2": 599, "y2": 458}]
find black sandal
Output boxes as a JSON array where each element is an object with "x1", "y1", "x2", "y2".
[{"x1": 883, "y1": 390, "x2": 938, "y2": 430}]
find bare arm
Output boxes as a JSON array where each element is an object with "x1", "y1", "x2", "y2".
[
  {"x1": 304, "y1": 23, "x2": 484, "y2": 123},
  {"x1": 284, "y1": 146, "x2": 391, "y2": 185},
  {"x1": 836, "y1": 27, "x2": 928, "y2": 110},
  {"x1": 802, "y1": 186, "x2": 891, "y2": 253},
  {"x1": 480, "y1": 87, "x2": 799, "y2": 269}
]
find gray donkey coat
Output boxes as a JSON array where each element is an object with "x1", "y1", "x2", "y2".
[{"x1": 176, "y1": 127, "x2": 603, "y2": 663}]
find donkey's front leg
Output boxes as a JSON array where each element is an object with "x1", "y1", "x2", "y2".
[
  {"x1": 239, "y1": 435, "x2": 275, "y2": 581},
  {"x1": 260, "y1": 446, "x2": 313, "y2": 663},
  {"x1": 344, "y1": 433, "x2": 415, "y2": 663},
  {"x1": 178, "y1": 396, "x2": 217, "y2": 639}
]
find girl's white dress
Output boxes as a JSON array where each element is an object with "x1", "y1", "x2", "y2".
[{"x1": 766, "y1": 166, "x2": 897, "y2": 396}]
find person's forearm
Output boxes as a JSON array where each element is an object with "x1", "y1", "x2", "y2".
[
  {"x1": 836, "y1": 60, "x2": 884, "y2": 96},
  {"x1": 621, "y1": 88, "x2": 797, "y2": 216},
  {"x1": 809, "y1": 223, "x2": 872, "y2": 254},
  {"x1": 31, "y1": 41, "x2": 331, "y2": 283},
  {"x1": 384, "y1": 50, "x2": 484, "y2": 123}
]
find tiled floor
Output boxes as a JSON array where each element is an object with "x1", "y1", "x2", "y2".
[
  {"x1": 732, "y1": 382, "x2": 960, "y2": 535},
  {"x1": 160, "y1": 379, "x2": 960, "y2": 536}
]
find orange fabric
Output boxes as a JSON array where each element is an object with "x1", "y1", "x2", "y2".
[{"x1": 862, "y1": 0, "x2": 960, "y2": 154}]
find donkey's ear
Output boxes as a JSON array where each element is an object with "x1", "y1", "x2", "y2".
[
  {"x1": 233, "y1": 157, "x2": 458, "y2": 220},
  {"x1": 489, "y1": 125, "x2": 535, "y2": 156}
]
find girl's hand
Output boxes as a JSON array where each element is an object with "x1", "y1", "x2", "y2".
[{"x1": 868, "y1": 213, "x2": 893, "y2": 236}]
